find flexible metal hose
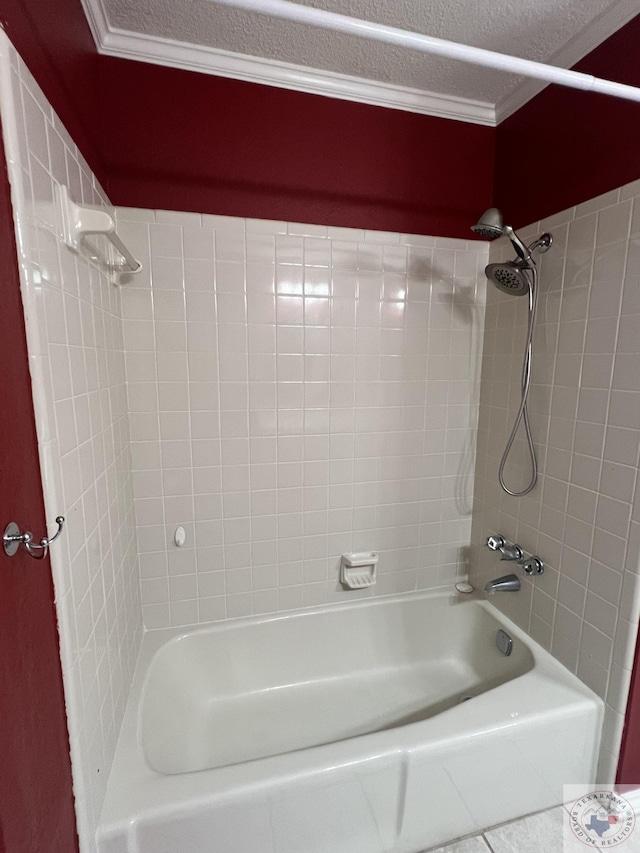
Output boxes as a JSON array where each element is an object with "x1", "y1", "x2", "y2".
[{"x1": 498, "y1": 266, "x2": 538, "y2": 496}]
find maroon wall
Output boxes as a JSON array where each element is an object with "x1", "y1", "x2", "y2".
[
  {"x1": 0, "y1": 0, "x2": 494, "y2": 237},
  {"x1": 495, "y1": 14, "x2": 640, "y2": 228},
  {"x1": 4, "y1": 0, "x2": 640, "y2": 235},
  {"x1": 0, "y1": 0, "x2": 106, "y2": 186},
  {"x1": 97, "y1": 58, "x2": 493, "y2": 237},
  {"x1": 618, "y1": 655, "x2": 640, "y2": 784},
  {"x1": 0, "y1": 122, "x2": 78, "y2": 853}
]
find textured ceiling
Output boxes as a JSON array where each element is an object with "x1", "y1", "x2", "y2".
[{"x1": 97, "y1": 0, "x2": 636, "y2": 107}]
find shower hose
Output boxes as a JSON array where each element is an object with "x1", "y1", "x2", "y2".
[{"x1": 498, "y1": 265, "x2": 538, "y2": 496}]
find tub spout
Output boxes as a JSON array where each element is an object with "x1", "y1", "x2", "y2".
[{"x1": 484, "y1": 574, "x2": 521, "y2": 595}]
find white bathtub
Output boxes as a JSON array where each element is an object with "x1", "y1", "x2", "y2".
[{"x1": 98, "y1": 590, "x2": 603, "y2": 853}]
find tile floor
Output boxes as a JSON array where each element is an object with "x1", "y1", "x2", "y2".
[
  {"x1": 429, "y1": 801, "x2": 640, "y2": 852},
  {"x1": 427, "y1": 807, "x2": 564, "y2": 853}
]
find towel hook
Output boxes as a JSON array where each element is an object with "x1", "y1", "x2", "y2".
[{"x1": 3, "y1": 516, "x2": 65, "y2": 560}]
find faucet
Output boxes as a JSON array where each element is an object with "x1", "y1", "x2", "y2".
[
  {"x1": 484, "y1": 574, "x2": 521, "y2": 594},
  {"x1": 483, "y1": 534, "x2": 544, "y2": 595},
  {"x1": 486, "y1": 535, "x2": 523, "y2": 562}
]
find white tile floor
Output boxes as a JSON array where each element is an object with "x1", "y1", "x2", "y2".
[
  {"x1": 431, "y1": 838, "x2": 491, "y2": 853},
  {"x1": 426, "y1": 808, "x2": 565, "y2": 853},
  {"x1": 484, "y1": 808, "x2": 565, "y2": 853},
  {"x1": 428, "y1": 801, "x2": 640, "y2": 853}
]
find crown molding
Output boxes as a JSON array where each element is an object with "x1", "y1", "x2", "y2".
[
  {"x1": 495, "y1": 0, "x2": 640, "y2": 123},
  {"x1": 100, "y1": 29, "x2": 497, "y2": 125},
  {"x1": 79, "y1": 0, "x2": 110, "y2": 51},
  {"x1": 82, "y1": 0, "x2": 638, "y2": 127},
  {"x1": 81, "y1": 0, "x2": 496, "y2": 126}
]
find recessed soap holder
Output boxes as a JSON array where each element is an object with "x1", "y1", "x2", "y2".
[{"x1": 340, "y1": 552, "x2": 378, "y2": 589}]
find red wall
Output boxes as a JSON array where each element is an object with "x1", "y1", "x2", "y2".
[
  {"x1": 98, "y1": 58, "x2": 493, "y2": 237},
  {"x1": 0, "y1": 0, "x2": 494, "y2": 237},
  {"x1": 618, "y1": 655, "x2": 640, "y2": 783},
  {"x1": 495, "y1": 14, "x2": 640, "y2": 228},
  {"x1": 0, "y1": 122, "x2": 78, "y2": 853},
  {"x1": 0, "y1": 0, "x2": 106, "y2": 186},
  {"x1": 4, "y1": 0, "x2": 640, "y2": 236}
]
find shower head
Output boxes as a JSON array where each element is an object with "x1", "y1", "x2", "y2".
[
  {"x1": 471, "y1": 207, "x2": 504, "y2": 240},
  {"x1": 472, "y1": 209, "x2": 545, "y2": 264},
  {"x1": 485, "y1": 262, "x2": 530, "y2": 296}
]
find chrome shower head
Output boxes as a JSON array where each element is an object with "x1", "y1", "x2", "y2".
[
  {"x1": 471, "y1": 207, "x2": 504, "y2": 240},
  {"x1": 485, "y1": 262, "x2": 530, "y2": 296},
  {"x1": 472, "y1": 209, "x2": 548, "y2": 265}
]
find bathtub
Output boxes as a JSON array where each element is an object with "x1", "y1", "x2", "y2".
[{"x1": 98, "y1": 590, "x2": 603, "y2": 853}]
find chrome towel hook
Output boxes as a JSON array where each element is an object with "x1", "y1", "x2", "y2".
[{"x1": 3, "y1": 517, "x2": 65, "y2": 560}]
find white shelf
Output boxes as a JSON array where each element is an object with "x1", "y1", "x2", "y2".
[{"x1": 58, "y1": 185, "x2": 142, "y2": 277}]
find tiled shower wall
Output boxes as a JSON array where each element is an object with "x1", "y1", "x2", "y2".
[
  {"x1": 117, "y1": 208, "x2": 488, "y2": 628},
  {"x1": 470, "y1": 181, "x2": 640, "y2": 783},
  {"x1": 0, "y1": 33, "x2": 142, "y2": 852}
]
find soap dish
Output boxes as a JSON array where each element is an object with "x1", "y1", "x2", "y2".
[{"x1": 340, "y1": 552, "x2": 378, "y2": 589}]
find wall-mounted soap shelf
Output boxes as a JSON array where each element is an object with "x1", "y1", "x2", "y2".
[
  {"x1": 340, "y1": 552, "x2": 378, "y2": 589},
  {"x1": 58, "y1": 185, "x2": 142, "y2": 278}
]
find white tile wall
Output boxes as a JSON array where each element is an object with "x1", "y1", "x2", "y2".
[
  {"x1": 117, "y1": 208, "x2": 489, "y2": 628},
  {"x1": 470, "y1": 179, "x2": 640, "y2": 783},
  {"x1": 0, "y1": 32, "x2": 142, "y2": 853}
]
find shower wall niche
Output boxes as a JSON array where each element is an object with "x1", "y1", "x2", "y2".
[{"x1": 117, "y1": 208, "x2": 489, "y2": 628}]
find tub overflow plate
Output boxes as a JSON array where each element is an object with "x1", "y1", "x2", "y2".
[{"x1": 496, "y1": 629, "x2": 513, "y2": 656}]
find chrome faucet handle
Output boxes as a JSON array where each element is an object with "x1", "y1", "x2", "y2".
[
  {"x1": 486, "y1": 534, "x2": 545, "y2": 580},
  {"x1": 499, "y1": 543, "x2": 523, "y2": 562},
  {"x1": 486, "y1": 534, "x2": 522, "y2": 562},
  {"x1": 522, "y1": 556, "x2": 544, "y2": 575}
]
